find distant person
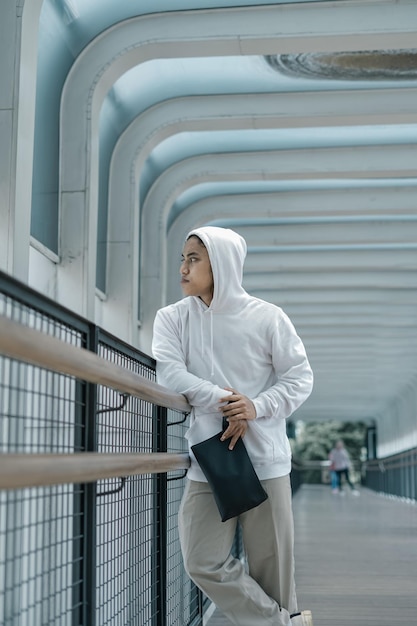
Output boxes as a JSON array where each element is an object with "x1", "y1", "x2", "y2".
[
  {"x1": 329, "y1": 440, "x2": 359, "y2": 495},
  {"x1": 328, "y1": 455, "x2": 339, "y2": 494},
  {"x1": 152, "y1": 227, "x2": 314, "y2": 625}
]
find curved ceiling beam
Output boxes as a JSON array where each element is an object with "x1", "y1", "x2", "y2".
[
  {"x1": 242, "y1": 269, "x2": 417, "y2": 291},
  {"x1": 165, "y1": 185, "x2": 417, "y2": 222},
  {"x1": 58, "y1": 1, "x2": 417, "y2": 317},
  {"x1": 109, "y1": 87, "x2": 417, "y2": 228},
  {"x1": 142, "y1": 145, "x2": 417, "y2": 230},
  {"x1": 222, "y1": 219, "x2": 417, "y2": 245},
  {"x1": 111, "y1": 87, "x2": 417, "y2": 205}
]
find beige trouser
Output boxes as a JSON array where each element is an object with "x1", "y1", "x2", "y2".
[{"x1": 178, "y1": 475, "x2": 297, "y2": 626}]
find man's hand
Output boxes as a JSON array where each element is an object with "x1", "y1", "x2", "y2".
[{"x1": 219, "y1": 387, "x2": 256, "y2": 450}]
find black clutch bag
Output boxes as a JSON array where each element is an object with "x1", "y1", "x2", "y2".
[{"x1": 191, "y1": 418, "x2": 268, "y2": 522}]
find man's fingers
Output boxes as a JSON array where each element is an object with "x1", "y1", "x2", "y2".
[
  {"x1": 226, "y1": 414, "x2": 243, "y2": 422},
  {"x1": 223, "y1": 405, "x2": 241, "y2": 417},
  {"x1": 220, "y1": 393, "x2": 238, "y2": 404},
  {"x1": 228, "y1": 433, "x2": 240, "y2": 450},
  {"x1": 220, "y1": 420, "x2": 247, "y2": 449},
  {"x1": 226, "y1": 428, "x2": 244, "y2": 450},
  {"x1": 221, "y1": 394, "x2": 256, "y2": 422},
  {"x1": 222, "y1": 398, "x2": 245, "y2": 412},
  {"x1": 221, "y1": 426, "x2": 236, "y2": 440}
]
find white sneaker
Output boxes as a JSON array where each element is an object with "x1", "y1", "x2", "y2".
[{"x1": 291, "y1": 610, "x2": 314, "y2": 625}]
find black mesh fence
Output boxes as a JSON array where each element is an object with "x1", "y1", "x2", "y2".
[
  {"x1": 0, "y1": 272, "x2": 205, "y2": 626},
  {"x1": 0, "y1": 277, "x2": 87, "y2": 626},
  {"x1": 364, "y1": 448, "x2": 417, "y2": 501}
]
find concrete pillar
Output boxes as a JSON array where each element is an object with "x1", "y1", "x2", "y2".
[{"x1": 0, "y1": 0, "x2": 43, "y2": 281}]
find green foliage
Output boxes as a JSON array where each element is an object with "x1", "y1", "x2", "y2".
[
  {"x1": 294, "y1": 420, "x2": 366, "y2": 461},
  {"x1": 292, "y1": 420, "x2": 367, "y2": 484}
]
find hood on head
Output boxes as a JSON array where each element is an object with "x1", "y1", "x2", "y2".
[{"x1": 186, "y1": 226, "x2": 248, "y2": 312}]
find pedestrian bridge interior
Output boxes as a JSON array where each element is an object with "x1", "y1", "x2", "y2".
[{"x1": 0, "y1": 1, "x2": 416, "y2": 625}]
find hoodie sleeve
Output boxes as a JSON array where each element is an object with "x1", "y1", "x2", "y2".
[
  {"x1": 252, "y1": 312, "x2": 313, "y2": 420},
  {"x1": 152, "y1": 307, "x2": 231, "y2": 411}
]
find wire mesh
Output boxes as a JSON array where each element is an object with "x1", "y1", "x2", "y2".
[
  {"x1": 0, "y1": 284, "x2": 87, "y2": 626},
  {"x1": 95, "y1": 341, "x2": 157, "y2": 626},
  {"x1": 365, "y1": 448, "x2": 417, "y2": 501},
  {"x1": 95, "y1": 339, "x2": 192, "y2": 626},
  {"x1": 166, "y1": 409, "x2": 200, "y2": 626}
]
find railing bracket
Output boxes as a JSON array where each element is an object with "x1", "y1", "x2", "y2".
[{"x1": 97, "y1": 476, "x2": 127, "y2": 497}]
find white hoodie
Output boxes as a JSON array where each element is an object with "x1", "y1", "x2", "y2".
[{"x1": 152, "y1": 226, "x2": 313, "y2": 482}]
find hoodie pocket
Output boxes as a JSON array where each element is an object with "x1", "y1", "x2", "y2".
[
  {"x1": 245, "y1": 419, "x2": 292, "y2": 466},
  {"x1": 244, "y1": 420, "x2": 276, "y2": 466}
]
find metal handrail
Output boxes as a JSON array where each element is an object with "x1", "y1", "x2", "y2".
[
  {"x1": 0, "y1": 314, "x2": 191, "y2": 490},
  {"x1": 0, "y1": 452, "x2": 190, "y2": 491},
  {"x1": 292, "y1": 459, "x2": 361, "y2": 469},
  {"x1": 0, "y1": 314, "x2": 190, "y2": 412}
]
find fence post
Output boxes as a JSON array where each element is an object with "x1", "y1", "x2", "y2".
[
  {"x1": 154, "y1": 405, "x2": 168, "y2": 626},
  {"x1": 74, "y1": 324, "x2": 98, "y2": 626}
]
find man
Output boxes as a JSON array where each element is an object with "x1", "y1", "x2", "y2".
[{"x1": 152, "y1": 226, "x2": 314, "y2": 626}]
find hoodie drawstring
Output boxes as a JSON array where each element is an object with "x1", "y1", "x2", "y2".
[
  {"x1": 200, "y1": 312, "x2": 204, "y2": 355},
  {"x1": 200, "y1": 309, "x2": 215, "y2": 378},
  {"x1": 210, "y1": 311, "x2": 214, "y2": 377}
]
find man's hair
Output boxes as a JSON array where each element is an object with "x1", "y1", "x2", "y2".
[{"x1": 187, "y1": 234, "x2": 205, "y2": 246}]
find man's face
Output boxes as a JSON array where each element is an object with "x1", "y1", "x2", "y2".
[{"x1": 180, "y1": 236, "x2": 214, "y2": 306}]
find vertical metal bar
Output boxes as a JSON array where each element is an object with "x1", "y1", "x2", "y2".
[
  {"x1": 154, "y1": 405, "x2": 168, "y2": 626},
  {"x1": 191, "y1": 587, "x2": 204, "y2": 626},
  {"x1": 4, "y1": 360, "x2": 24, "y2": 624},
  {"x1": 72, "y1": 373, "x2": 85, "y2": 626},
  {"x1": 73, "y1": 324, "x2": 98, "y2": 626},
  {"x1": 84, "y1": 324, "x2": 99, "y2": 626}
]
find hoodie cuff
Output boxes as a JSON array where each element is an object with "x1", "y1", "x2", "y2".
[{"x1": 252, "y1": 397, "x2": 265, "y2": 419}]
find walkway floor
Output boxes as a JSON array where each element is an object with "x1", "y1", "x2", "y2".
[{"x1": 207, "y1": 485, "x2": 417, "y2": 626}]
